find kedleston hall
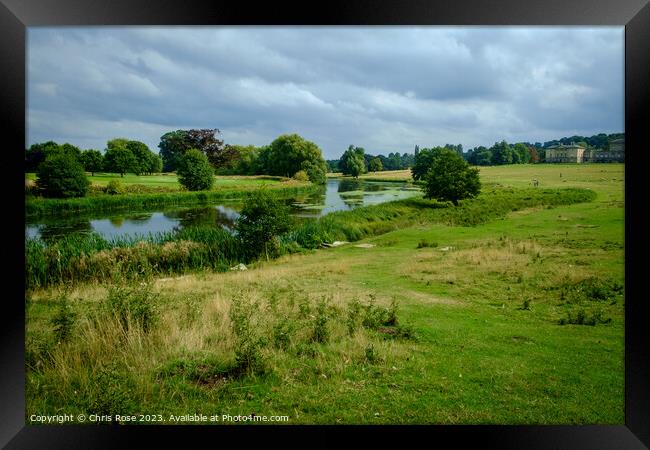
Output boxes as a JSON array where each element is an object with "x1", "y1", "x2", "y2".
[{"x1": 545, "y1": 139, "x2": 625, "y2": 163}]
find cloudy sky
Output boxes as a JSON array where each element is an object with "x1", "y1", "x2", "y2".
[{"x1": 27, "y1": 27, "x2": 623, "y2": 159}]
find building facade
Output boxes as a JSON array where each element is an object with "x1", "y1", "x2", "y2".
[
  {"x1": 545, "y1": 144, "x2": 587, "y2": 163},
  {"x1": 546, "y1": 140, "x2": 625, "y2": 163}
]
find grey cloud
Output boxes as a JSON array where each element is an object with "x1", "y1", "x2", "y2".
[{"x1": 27, "y1": 26, "x2": 623, "y2": 159}]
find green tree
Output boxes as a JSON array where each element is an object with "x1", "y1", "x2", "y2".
[
  {"x1": 158, "y1": 129, "x2": 226, "y2": 172},
  {"x1": 125, "y1": 140, "x2": 155, "y2": 175},
  {"x1": 423, "y1": 149, "x2": 481, "y2": 205},
  {"x1": 490, "y1": 141, "x2": 514, "y2": 165},
  {"x1": 412, "y1": 147, "x2": 445, "y2": 180},
  {"x1": 148, "y1": 153, "x2": 163, "y2": 174},
  {"x1": 103, "y1": 143, "x2": 138, "y2": 177},
  {"x1": 235, "y1": 189, "x2": 294, "y2": 261},
  {"x1": 262, "y1": 134, "x2": 327, "y2": 184},
  {"x1": 467, "y1": 146, "x2": 492, "y2": 166},
  {"x1": 339, "y1": 145, "x2": 366, "y2": 178},
  {"x1": 300, "y1": 159, "x2": 327, "y2": 184},
  {"x1": 369, "y1": 157, "x2": 383, "y2": 173},
  {"x1": 25, "y1": 141, "x2": 83, "y2": 172},
  {"x1": 81, "y1": 149, "x2": 104, "y2": 176},
  {"x1": 176, "y1": 149, "x2": 214, "y2": 191},
  {"x1": 512, "y1": 143, "x2": 531, "y2": 164},
  {"x1": 36, "y1": 153, "x2": 90, "y2": 198}
]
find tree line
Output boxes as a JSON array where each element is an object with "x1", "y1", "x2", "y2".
[
  {"x1": 330, "y1": 132, "x2": 624, "y2": 175},
  {"x1": 26, "y1": 130, "x2": 329, "y2": 198}
]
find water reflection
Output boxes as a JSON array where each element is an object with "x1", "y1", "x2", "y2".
[{"x1": 26, "y1": 179, "x2": 420, "y2": 241}]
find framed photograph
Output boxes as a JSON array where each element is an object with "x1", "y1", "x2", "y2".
[{"x1": 3, "y1": 0, "x2": 648, "y2": 447}]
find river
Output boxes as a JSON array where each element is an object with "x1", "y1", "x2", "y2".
[{"x1": 25, "y1": 178, "x2": 420, "y2": 241}]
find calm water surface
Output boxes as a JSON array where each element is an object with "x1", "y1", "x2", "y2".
[{"x1": 25, "y1": 179, "x2": 420, "y2": 241}]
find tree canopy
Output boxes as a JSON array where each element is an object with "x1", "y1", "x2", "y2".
[
  {"x1": 81, "y1": 150, "x2": 104, "y2": 176},
  {"x1": 158, "y1": 129, "x2": 225, "y2": 172},
  {"x1": 423, "y1": 149, "x2": 481, "y2": 205},
  {"x1": 176, "y1": 148, "x2": 215, "y2": 191},
  {"x1": 103, "y1": 141, "x2": 138, "y2": 177},
  {"x1": 36, "y1": 153, "x2": 90, "y2": 198},
  {"x1": 339, "y1": 145, "x2": 367, "y2": 178},
  {"x1": 369, "y1": 157, "x2": 383, "y2": 172},
  {"x1": 260, "y1": 134, "x2": 327, "y2": 183}
]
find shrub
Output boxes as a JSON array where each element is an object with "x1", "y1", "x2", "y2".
[
  {"x1": 36, "y1": 153, "x2": 90, "y2": 198},
  {"x1": 51, "y1": 296, "x2": 76, "y2": 344},
  {"x1": 416, "y1": 239, "x2": 438, "y2": 249},
  {"x1": 177, "y1": 149, "x2": 214, "y2": 191},
  {"x1": 293, "y1": 170, "x2": 310, "y2": 182},
  {"x1": 311, "y1": 298, "x2": 330, "y2": 343},
  {"x1": 229, "y1": 293, "x2": 265, "y2": 375},
  {"x1": 235, "y1": 189, "x2": 294, "y2": 261},
  {"x1": 346, "y1": 297, "x2": 362, "y2": 336},
  {"x1": 105, "y1": 179, "x2": 125, "y2": 195}
]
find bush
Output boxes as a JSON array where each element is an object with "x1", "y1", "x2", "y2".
[
  {"x1": 36, "y1": 153, "x2": 90, "y2": 198},
  {"x1": 293, "y1": 170, "x2": 310, "y2": 182},
  {"x1": 51, "y1": 296, "x2": 76, "y2": 344},
  {"x1": 177, "y1": 149, "x2": 214, "y2": 191},
  {"x1": 311, "y1": 298, "x2": 330, "y2": 343},
  {"x1": 105, "y1": 179, "x2": 125, "y2": 195},
  {"x1": 235, "y1": 189, "x2": 294, "y2": 261}
]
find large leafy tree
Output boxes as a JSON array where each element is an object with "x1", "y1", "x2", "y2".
[
  {"x1": 423, "y1": 149, "x2": 481, "y2": 205},
  {"x1": 147, "y1": 153, "x2": 163, "y2": 174},
  {"x1": 103, "y1": 141, "x2": 138, "y2": 177},
  {"x1": 158, "y1": 129, "x2": 226, "y2": 172},
  {"x1": 512, "y1": 143, "x2": 531, "y2": 164},
  {"x1": 36, "y1": 153, "x2": 90, "y2": 198},
  {"x1": 176, "y1": 148, "x2": 214, "y2": 191},
  {"x1": 235, "y1": 189, "x2": 294, "y2": 261},
  {"x1": 490, "y1": 141, "x2": 514, "y2": 165},
  {"x1": 262, "y1": 134, "x2": 327, "y2": 184},
  {"x1": 339, "y1": 145, "x2": 367, "y2": 178},
  {"x1": 25, "y1": 141, "x2": 82, "y2": 172},
  {"x1": 125, "y1": 140, "x2": 156, "y2": 175},
  {"x1": 80, "y1": 149, "x2": 104, "y2": 176},
  {"x1": 369, "y1": 157, "x2": 383, "y2": 172},
  {"x1": 412, "y1": 147, "x2": 445, "y2": 180}
]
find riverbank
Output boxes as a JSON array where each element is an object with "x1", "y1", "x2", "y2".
[
  {"x1": 25, "y1": 179, "x2": 316, "y2": 217},
  {"x1": 26, "y1": 186, "x2": 596, "y2": 289}
]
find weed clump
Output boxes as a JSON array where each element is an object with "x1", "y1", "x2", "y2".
[
  {"x1": 311, "y1": 298, "x2": 330, "y2": 344},
  {"x1": 229, "y1": 293, "x2": 265, "y2": 375},
  {"x1": 105, "y1": 283, "x2": 158, "y2": 334},
  {"x1": 559, "y1": 307, "x2": 612, "y2": 326},
  {"x1": 272, "y1": 317, "x2": 295, "y2": 350},
  {"x1": 51, "y1": 295, "x2": 76, "y2": 344},
  {"x1": 346, "y1": 297, "x2": 362, "y2": 336},
  {"x1": 416, "y1": 239, "x2": 438, "y2": 249}
]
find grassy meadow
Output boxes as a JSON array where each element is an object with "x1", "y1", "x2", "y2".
[{"x1": 25, "y1": 164, "x2": 624, "y2": 425}]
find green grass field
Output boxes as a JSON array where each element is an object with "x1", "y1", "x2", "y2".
[
  {"x1": 25, "y1": 163, "x2": 624, "y2": 425},
  {"x1": 26, "y1": 172, "x2": 284, "y2": 190}
]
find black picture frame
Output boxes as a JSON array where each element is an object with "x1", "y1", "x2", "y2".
[{"x1": 2, "y1": 0, "x2": 648, "y2": 448}]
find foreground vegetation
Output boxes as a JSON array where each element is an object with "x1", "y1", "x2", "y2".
[{"x1": 25, "y1": 164, "x2": 624, "y2": 424}]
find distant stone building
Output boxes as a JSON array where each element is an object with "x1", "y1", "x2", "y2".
[
  {"x1": 583, "y1": 138, "x2": 625, "y2": 163},
  {"x1": 545, "y1": 144, "x2": 587, "y2": 163},
  {"x1": 546, "y1": 139, "x2": 625, "y2": 163}
]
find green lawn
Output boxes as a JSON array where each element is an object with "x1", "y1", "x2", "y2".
[
  {"x1": 26, "y1": 172, "x2": 283, "y2": 190},
  {"x1": 25, "y1": 163, "x2": 624, "y2": 424}
]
